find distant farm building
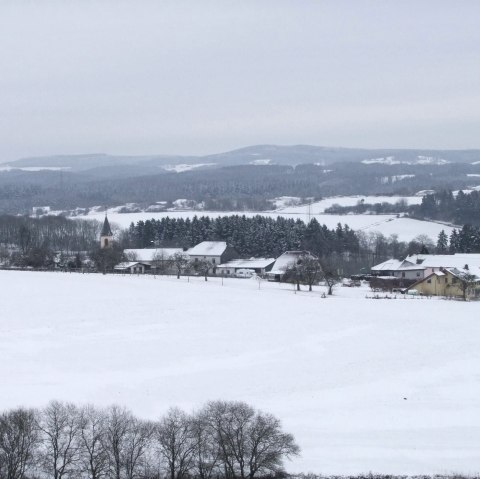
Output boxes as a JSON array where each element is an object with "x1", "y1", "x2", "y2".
[
  {"x1": 114, "y1": 262, "x2": 148, "y2": 274},
  {"x1": 266, "y1": 250, "x2": 316, "y2": 281},
  {"x1": 187, "y1": 241, "x2": 238, "y2": 267},
  {"x1": 216, "y1": 258, "x2": 275, "y2": 276}
]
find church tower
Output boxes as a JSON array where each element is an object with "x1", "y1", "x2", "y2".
[{"x1": 100, "y1": 215, "x2": 113, "y2": 249}]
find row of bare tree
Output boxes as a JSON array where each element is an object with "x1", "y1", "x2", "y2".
[{"x1": 0, "y1": 400, "x2": 299, "y2": 479}]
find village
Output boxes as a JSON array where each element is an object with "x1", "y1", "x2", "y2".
[{"x1": 96, "y1": 215, "x2": 480, "y2": 301}]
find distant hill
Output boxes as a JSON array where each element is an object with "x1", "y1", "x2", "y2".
[{"x1": 4, "y1": 145, "x2": 480, "y2": 172}]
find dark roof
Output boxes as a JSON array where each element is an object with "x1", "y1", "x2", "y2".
[{"x1": 101, "y1": 216, "x2": 113, "y2": 236}]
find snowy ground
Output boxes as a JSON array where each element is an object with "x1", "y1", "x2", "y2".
[{"x1": 1, "y1": 270, "x2": 480, "y2": 475}]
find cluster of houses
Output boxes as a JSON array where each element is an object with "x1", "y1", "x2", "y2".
[
  {"x1": 98, "y1": 216, "x2": 308, "y2": 279},
  {"x1": 113, "y1": 241, "x2": 312, "y2": 280},
  {"x1": 102, "y1": 215, "x2": 480, "y2": 299},
  {"x1": 371, "y1": 253, "x2": 480, "y2": 299}
]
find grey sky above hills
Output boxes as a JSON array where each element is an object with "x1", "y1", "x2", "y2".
[{"x1": 1, "y1": 1, "x2": 480, "y2": 162}]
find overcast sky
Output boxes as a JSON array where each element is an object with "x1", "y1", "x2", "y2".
[{"x1": 1, "y1": 0, "x2": 480, "y2": 161}]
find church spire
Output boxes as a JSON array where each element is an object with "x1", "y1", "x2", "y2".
[
  {"x1": 100, "y1": 214, "x2": 113, "y2": 248},
  {"x1": 101, "y1": 214, "x2": 113, "y2": 237}
]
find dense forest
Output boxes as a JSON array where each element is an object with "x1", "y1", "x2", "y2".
[{"x1": 1, "y1": 162, "x2": 480, "y2": 214}]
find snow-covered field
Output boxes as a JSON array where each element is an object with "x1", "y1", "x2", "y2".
[{"x1": 1, "y1": 270, "x2": 480, "y2": 474}]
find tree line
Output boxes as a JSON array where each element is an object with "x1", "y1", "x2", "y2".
[
  {"x1": 125, "y1": 216, "x2": 360, "y2": 259},
  {"x1": 0, "y1": 400, "x2": 299, "y2": 479},
  {"x1": 413, "y1": 190, "x2": 480, "y2": 225},
  {"x1": 0, "y1": 216, "x2": 101, "y2": 268}
]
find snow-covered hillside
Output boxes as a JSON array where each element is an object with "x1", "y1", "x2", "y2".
[{"x1": 1, "y1": 271, "x2": 479, "y2": 474}]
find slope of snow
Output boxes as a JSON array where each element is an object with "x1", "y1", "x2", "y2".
[
  {"x1": 0, "y1": 166, "x2": 71, "y2": 172},
  {"x1": 1, "y1": 271, "x2": 480, "y2": 475},
  {"x1": 362, "y1": 156, "x2": 399, "y2": 165},
  {"x1": 163, "y1": 163, "x2": 216, "y2": 172},
  {"x1": 249, "y1": 158, "x2": 272, "y2": 165}
]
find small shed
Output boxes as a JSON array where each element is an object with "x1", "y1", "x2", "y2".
[{"x1": 114, "y1": 262, "x2": 147, "y2": 274}]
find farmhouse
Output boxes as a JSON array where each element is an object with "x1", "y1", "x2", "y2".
[
  {"x1": 371, "y1": 258, "x2": 425, "y2": 280},
  {"x1": 371, "y1": 253, "x2": 480, "y2": 281},
  {"x1": 216, "y1": 258, "x2": 275, "y2": 276},
  {"x1": 266, "y1": 250, "x2": 316, "y2": 281},
  {"x1": 187, "y1": 241, "x2": 238, "y2": 267},
  {"x1": 407, "y1": 268, "x2": 480, "y2": 300}
]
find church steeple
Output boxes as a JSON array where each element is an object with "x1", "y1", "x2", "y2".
[{"x1": 100, "y1": 214, "x2": 113, "y2": 248}]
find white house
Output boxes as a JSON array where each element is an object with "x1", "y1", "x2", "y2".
[
  {"x1": 187, "y1": 241, "x2": 238, "y2": 267},
  {"x1": 216, "y1": 258, "x2": 275, "y2": 276},
  {"x1": 371, "y1": 253, "x2": 480, "y2": 281}
]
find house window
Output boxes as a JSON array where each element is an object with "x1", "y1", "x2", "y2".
[
  {"x1": 402, "y1": 272, "x2": 405, "y2": 278},
  {"x1": 212, "y1": 258, "x2": 215, "y2": 264},
  {"x1": 416, "y1": 272, "x2": 421, "y2": 277},
  {"x1": 427, "y1": 279, "x2": 431, "y2": 284},
  {"x1": 195, "y1": 258, "x2": 198, "y2": 262}
]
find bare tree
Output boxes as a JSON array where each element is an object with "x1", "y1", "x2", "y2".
[
  {"x1": 152, "y1": 251, "x2": 173, "y2": 276},
  {"x1": 78, "y1": 405, "x2": 109, "y2": 479},
  {"x1": 191, "y1": 412, "x2": 221, "y2": 479},
  {"x1": 37, "y1": 401, "x2": 81, "y2": 479},
  {"x1": 155, "y1": 408, "x2": 197, "y2": 479},
  {"x1": 123, "y1": 417, "x2": 154, "y2": 479},
  {"x1": 102, "y1": 406, "x2": 132, "y2": 479},
  {"x1": 245, "y1": 412, "x2": 299, "y2": 478},
  {"x1": 201, "y1": 401, "x2": 299, "y2": 479},
  {"x1": 455, "y1": 270, "x2": 479, "y2": 301},
  {"x1": 0, "y1": 408, "x2": 39, "y2": 479},
  {"x1": 172, "y1": 252, "x2": 190, "y2": 279},
  {"x1": 202, "y1": 401, "x2": 255, "y2": 479},
  {"x1": 318, "y1": 259, "x2": 340, "y2": 295},
  {"x1": 283, "y1": 264, "x2": 302, "y2": 291},
  {"x1": 297, "y1": 257, "x2": 321, "y2": 292},
  {"x1": 191, "y1": 259, "x2": 212, "y2": 282}
]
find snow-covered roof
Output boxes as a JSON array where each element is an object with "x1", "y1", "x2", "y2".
[
  {"x1": 269, "y1": 251, "x2": 315, "y2": 275},
  {"x1": 217, "y1": 258, "x2": 275, "y2": 269},
  {"x1": 395, "y1": 264, "x2": 426, "y2": 271},
  {"x1": 114, "y1": 262, "x2": 143, "y2": 270},
  {"x1": 187, "y1": 241, "x2": 228, "y2": 256},
  {"x1": 124, "y1": 248, "x2": 183, "y2": 262},
  {"x1": 371, "y1": 259, "x2": 403, "y2": 271},
  {"x1": 406, "y1": 254, "x2": 480, "y2": 273},
  {"x1": 445, "y1": 267, "x2": 480, "y2": 282}
]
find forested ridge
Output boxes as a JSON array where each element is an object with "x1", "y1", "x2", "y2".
[{"x1": 1, "y1": 162, "x2": 480, "y2": 214}]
